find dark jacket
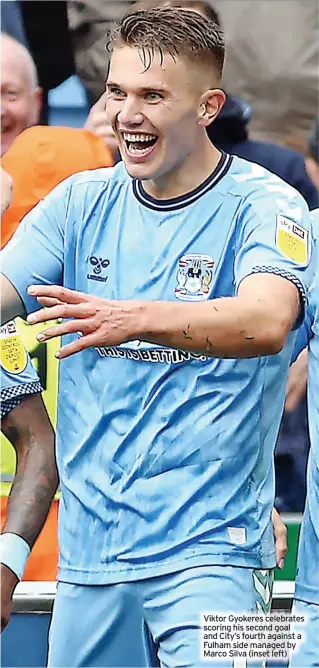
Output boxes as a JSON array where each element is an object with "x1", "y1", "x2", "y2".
[
  {"x1": 208, "y1": 96, "x2": 318, "y2": 211},
  {"x1": 20, "y1": 0, "x2": 75, "y2": 92}
]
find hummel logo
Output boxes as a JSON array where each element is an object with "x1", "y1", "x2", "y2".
[{"x1": 87, "y1": 256, "x2": 110, "y2": 283}]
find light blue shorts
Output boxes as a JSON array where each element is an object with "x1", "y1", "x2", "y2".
[
  {"x1": 289, "y1": 599, "x2": 319, "y2": 667},
  {"x1": 48, "y1": 565, "x2": 274, "y2": 667}
]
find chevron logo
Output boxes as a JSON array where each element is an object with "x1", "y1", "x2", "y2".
[{"x1": 253, "y1": 569, "x2": 274, "y2": 614}]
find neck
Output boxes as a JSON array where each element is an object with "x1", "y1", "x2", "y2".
[{"x1": 142, "y1": 136, "x2": 222, "y2": 200}]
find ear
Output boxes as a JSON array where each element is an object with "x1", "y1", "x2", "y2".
[
  {"x1": 30, "y1": 87, "x2": 43, "y2": 125},
  {"x1": 197, "y1": 89, "x2": 226, "y2": 127}
]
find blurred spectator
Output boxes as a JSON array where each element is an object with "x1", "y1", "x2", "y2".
[
  {"x1": 1, "y1": 33, "x2": 42, "y2": 157},
  {"x1": 68, "y1": 0, "x2": 318, "y2": 154},
  {"x1": 208, "y1": 95, "x2": 319, "y2": 211},
  {"x1": 85, "y1": 92, "x2": 120, "y2": 159},
  {"x1": 213, "y1": 0, "x2": 319, "y2": 153},
  {"x1": 275, "y1": 117, "x2": 319, "y2": 514},
  {"x1": 1, "y1": 125, "x2": 113, "y2": 248},
  {"x1": 306, "y1": 116, "x2": 319, "y2": 190},
  {"x1": 275, "y1": 399, "x2": 310, "y2": 513},
  {"x1": 68, "y1": 0, "x2": 132, "y2": 105}
]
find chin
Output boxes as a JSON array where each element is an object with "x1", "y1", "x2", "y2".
[{"x1": 122, "y1": 158, "x2": 156, "y2": 181}]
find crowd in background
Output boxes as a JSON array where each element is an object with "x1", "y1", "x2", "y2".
[{"x1": 1, "y1": 0, "x2": 318, "y2": 579}]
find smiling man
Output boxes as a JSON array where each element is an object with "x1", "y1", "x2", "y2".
[
  {"x1": 0, "y1": 7, "x2": 314, "y2": 667},
  {"x1": 1, "y1": 33, "x2": 42, "y2": 157},
  {"x1": 106, "y1": 9, "x2": 225, "y2": 195}
]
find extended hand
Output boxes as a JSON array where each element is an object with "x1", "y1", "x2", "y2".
[
  {"x1": 1, "y1": 563, "x2": 18, "y2": 632},
  {"x1": 272, "y1": 508, "x2": 287, "y2": 570},
  {"x1": 27, "y1": 285, "x2": 141, "y2": 359},
  {"x1": 285, "y1": 349, "x2": 308, "y2": 413},
  {"x1": 85, "y1": 93, "x2": 119, "y2": 155}
]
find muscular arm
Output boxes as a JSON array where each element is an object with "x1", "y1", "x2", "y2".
[
  {"x1": 139, "y1": 274, "x2": 300, "y2": 358},
  {"x1": 27, "y1": 272, "x2": 301, "y2": 359},
  {"x1": 1, "y1": 275, "x2": 25, "y2": 326},
  {"x1": 2, "y1": 393, "x2": 58, "y2": 547}
]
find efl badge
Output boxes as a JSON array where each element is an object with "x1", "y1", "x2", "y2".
[
  {"x1": 276, "y1": 215, "x2": 308, "y2": 265},
  {"x1": 0, "y1": 321, "x2": 27, "y2": 374},
  {"x1": 175, "y1": 254, "x2": 214, "y2": 301}
]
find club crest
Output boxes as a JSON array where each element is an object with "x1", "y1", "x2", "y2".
[{"x1": 175, "y1": 254, "x2": 214, "y2": 301}]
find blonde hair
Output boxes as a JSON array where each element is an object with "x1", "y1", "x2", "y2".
[
  {"x1": 132, "y1": 0, "x2": 221, "y2": 26},
  {"x1": 110, "y1": 5, "x2": 225, "y2": 76}
]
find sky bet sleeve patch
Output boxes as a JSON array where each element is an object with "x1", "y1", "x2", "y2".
[
  {"x1": 276, "y1": 214, "x2": 309, "y2": 266},
  {"x1": 0, "y1": 321, "x2": 27, "y2": 375}
]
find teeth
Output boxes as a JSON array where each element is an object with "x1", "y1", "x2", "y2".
[
  {"x1": 128, "y1": 144, "x2": 151, "y2": 155},
  {"x1": 123, "y1": 133, "x2": 157, "y2": 142}
]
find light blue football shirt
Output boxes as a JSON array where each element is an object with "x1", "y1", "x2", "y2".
[
  {"x1": 1, "y1": 155, "x2": 313, "y2": 584},
  {"x1": 1, "y1": 320, "x2": 42, "y2": 418},
  {"x1": 293, "y1": 209, "x2": 319, "y2": 605}
]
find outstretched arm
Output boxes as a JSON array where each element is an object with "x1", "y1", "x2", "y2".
[
  {"x1": 1, "y1": 393, "x2": 58, "y2": 631},
  {"x1": 26, "y1": 272, "x2": 300, "y2": 359}
]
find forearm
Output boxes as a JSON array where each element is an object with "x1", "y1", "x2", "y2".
[
  {"x1": 23, "y1": 275, "x2": 298, "y2": 359},
  {"x1": 1, "y1": 275, "x2": 25, "y2": 325},
  {"x1": 137, "y1": 296, "x2": 289, "y2": 358},
  {"x1": 2, "y1": 396, "x2": 58, "y2": 548}
]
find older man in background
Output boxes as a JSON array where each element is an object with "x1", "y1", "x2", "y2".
[{"x1": 1, "y1": 33, "x2": 42, "y2": 156}]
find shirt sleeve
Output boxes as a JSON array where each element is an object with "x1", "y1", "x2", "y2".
[
  {"x1": 234, "y1": 183, "x2": 314, "y2": 322},
  {"x1": 1, "y1": 321, "x2": 42, "y2": 418},
  {"x1": 291, "y1": 217, "x2": 318, "y2": 361},
  {"x1": 1, "y1": 178, "x2": 71, "y2": 316},
  {"x1": 291, "y1": 309, "x2": 313, "y2": 363}
]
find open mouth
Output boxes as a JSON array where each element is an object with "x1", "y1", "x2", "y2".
[{"x1": 122, "y1": 132, "x2": 158, "y2": 157}]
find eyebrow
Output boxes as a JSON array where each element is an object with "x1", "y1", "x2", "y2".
[{"x1": 106, "y1": 81, "x2": 169, "y2": 94}]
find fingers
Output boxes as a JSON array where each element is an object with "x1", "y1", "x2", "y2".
[
  {"x1": 36, "y1": 318, "x2": 97, "y2": 343},
  {"x1": 56, "y1": 332, "x2": 100, "y2": 359},
  {"x1": 285, "y1": 379, "x2": 307, "y2": 412},
  {"x1": 91, "y1": 92, "x2": 107, "y2": 111},
  {"x1": 28, "y1": 302, "x2": 96, "y2": 325},
  {"x1": 285, "y1": 350, "x2": 308, "y2": 413},
  {"x1": 87, "y1": 111, "x2": 108, "y2": 126},
  {"x1": 36, "y1": 297, "x2": 63, "y2": 307},
  {"x1": 94, "y1": 124, "x2": 116, "y2": 139},
  {"x1": 285, "y1": 388, "x2": 300, "y2": 414},
  {"x1": 28, "y1": 285, "x2": 89, "y2": 305},
  {"x1": 272, "y1": 509, "x2": 287, "y2": 569},
  {"x1": 85, "y1": 93, "x2": 108, "y2": 132}
]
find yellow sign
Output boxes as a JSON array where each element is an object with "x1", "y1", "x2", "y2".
[
  {"x1": 276, "y1": 215, "x2": 308, "y2": 265},
  {"x1": 0, "y1": 321, "x2": 27, "y2": 374},
  {"x1": 1, "y1": 318, "x2": 60, "y2": 496}
]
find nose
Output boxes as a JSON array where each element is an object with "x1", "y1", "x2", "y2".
[{"x1": 117, "y1": 96, "x2": 144, "y2": 127}]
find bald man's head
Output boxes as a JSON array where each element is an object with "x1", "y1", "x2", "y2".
[{"x1": 1, "y1": 34, "x2": 42, "y2": 156}]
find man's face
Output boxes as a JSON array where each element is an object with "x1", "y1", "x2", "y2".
[
  {"x1": 106, "y1": 45, "x2": 205, "y2": 182},
  {"x1": 1, "y1": 45, "x2": 41, "y2": 157}
]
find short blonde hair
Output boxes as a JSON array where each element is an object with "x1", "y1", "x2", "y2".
[{"x1": 110, "y1": 5, "x2": 225, "y2": 77}]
